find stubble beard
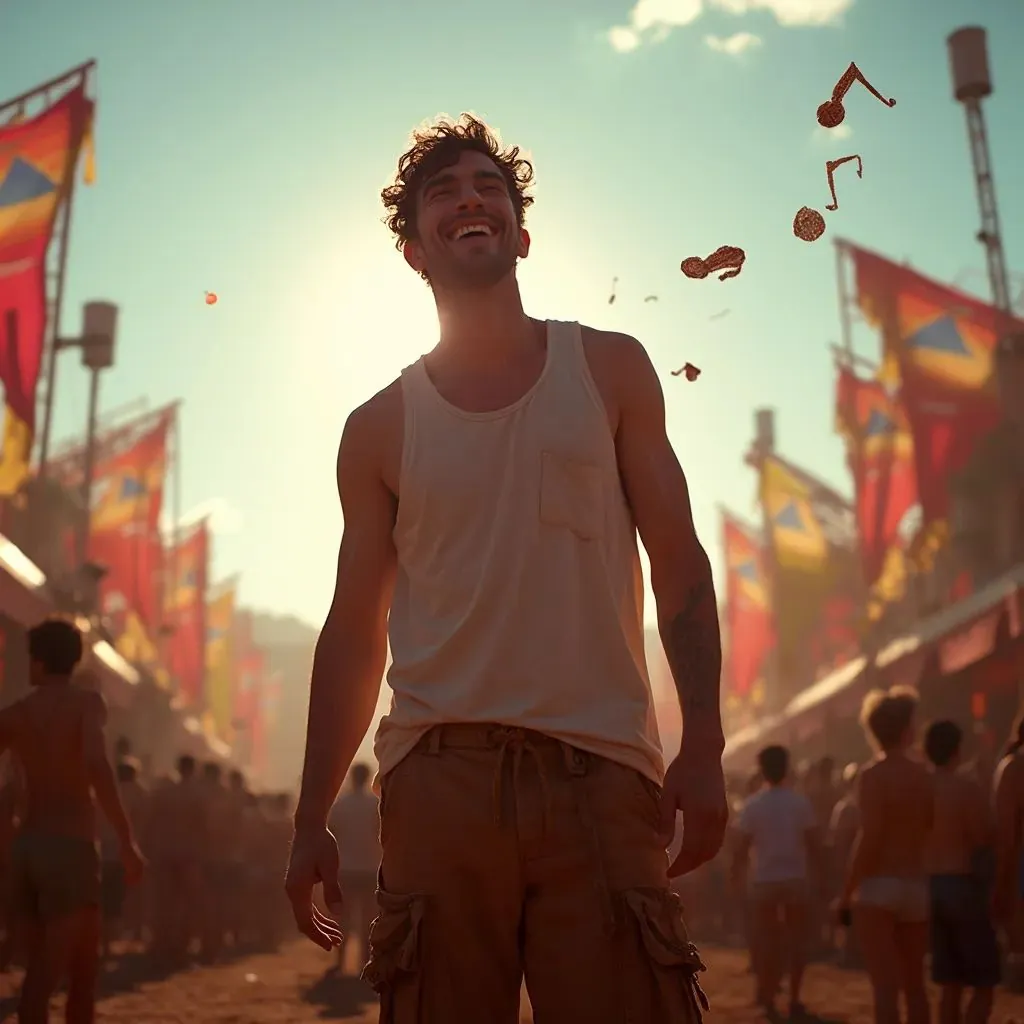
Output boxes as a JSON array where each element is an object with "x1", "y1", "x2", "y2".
[{"x1": 425, "y1": 241, "x2": 519, "y2": 293}]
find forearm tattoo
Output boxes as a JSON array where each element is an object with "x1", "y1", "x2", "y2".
[{"x1": 662, "y1": 574, "x2": 723, "y2": 723}]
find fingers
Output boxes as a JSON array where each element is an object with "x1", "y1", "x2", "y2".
[
  {"x1": 288, "y1": 893, "x2": 341, "y2": 952},
  {"x1": 322, "y1": 873, "x2": 345, "y2": 921},
  {"x1": 667, "y1": 811, "x2": 728, "y2": 878}
]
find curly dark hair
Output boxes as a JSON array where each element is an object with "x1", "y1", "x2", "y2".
[{"x1": 381, "y1": 114, "x2": 535, "y2": 250}]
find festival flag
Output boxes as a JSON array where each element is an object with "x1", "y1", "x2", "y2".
[
  {"x1": 166, "y1": 520, "x2": 208, "y2": 706},
  {"x1": 834, "y1": 364, "x2": 917, "y2": 586},
  {"x1": 88, "y1": 410, "x2": 171, "y2": 535},
  {"x1": 721, "y1": 510, "x2": 774, "y2": 701},
  {"x1": 205, "y1": 580, "x2": 237, "y2": 741},
  {"x1": 0, "y1": 84, "x2": 93, "y2": 494},
  {"x1": 79, "y1": 410, "x2": 173, "y2": 675},
  {"x1": 844, "y1": 241, "x2": 1009, "y2": 528},
  {"x1": 758, "y1": 455, "x2": 862, "y2": 690}
]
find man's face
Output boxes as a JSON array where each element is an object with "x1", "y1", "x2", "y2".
[{"x1": 404, "y1": 149, "x2": 530, "y2": 290}]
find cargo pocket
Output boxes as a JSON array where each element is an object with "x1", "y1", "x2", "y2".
[
  {"x1": 623, "y1": 887, "x2": 710, "y2": 1023},
  {"x1": 360, "y1": 887, "x2": 427, "y2": 1024}
]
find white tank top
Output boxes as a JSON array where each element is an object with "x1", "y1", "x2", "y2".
[{"x1": 374, "y1": 321, "x2": 664, "y2": 784}]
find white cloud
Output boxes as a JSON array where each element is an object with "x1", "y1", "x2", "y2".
[
  {"x1": 711, "y1": 0, "x2": 852, "y2": 26},
  {"x1": 704, "y1": 31, "x2": 762, "y2": 54},
  {"x1": 608, "y1": 25, "x2": 642, "y2": 51},
  {"x1": 160, "y1": 497, "x2": 244, "y2": 538},
  {"x1": 813, "y1": 122, "x2": 853, "y2": 143},
  {"x1": 608, "y1": 0, "x2": 853, "y2": 50}
]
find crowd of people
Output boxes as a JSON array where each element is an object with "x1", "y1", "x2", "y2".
[
  {"x1": 676, "y1": 685, "x2": 1023, "y2": 1024},
  {"x1": 0, "y1": 616, "x2": 296, "y2": 1022}
]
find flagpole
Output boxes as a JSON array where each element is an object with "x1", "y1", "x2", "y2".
[{"x1": 36, "y1": 64, "x2": 94, "y2": 477}]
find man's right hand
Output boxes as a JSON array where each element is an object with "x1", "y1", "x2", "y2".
[{"x1": 285, "y1": 823, "x2": 345, "y2": 951}]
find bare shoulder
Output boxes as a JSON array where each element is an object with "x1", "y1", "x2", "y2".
[
  {"x1": 579, "y1": 325, "x2": 657, "y2": 379},
  {"x1": 339, "y1": 378, "x2": 404, "y2": 495},
  {"x1": 579, "y1": 325, "x2": 662, "y2": 429}
]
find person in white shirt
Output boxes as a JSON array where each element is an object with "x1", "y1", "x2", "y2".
[
  {"x1": 732, "y1": 744, "x2": 821, "y2": 1018},
  {"x1": 327, "y1": 763, "x2": 381, "y2": 973}
]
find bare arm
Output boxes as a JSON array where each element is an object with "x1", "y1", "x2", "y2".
[
  {"x1": 83, "y1": 691, "x2": 134, "y2": 849},
  {"x1": 840, "y1": 772, "x2": 882, "y2": 904},
  {"x1": 993, "y1": 756, "x2": 1021, "y2": 902},
  {"x1": 293, "y1": 402, "x2": 397, "y2": 831},
  {"x1": 613, "y1": 336, "x2": 723, "y2": 755}
]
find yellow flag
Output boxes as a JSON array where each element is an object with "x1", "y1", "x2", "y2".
[
  {"x1": 205, "y1": 585, "x2": 236, "y2": 741},
  {"x1": 760, "y1": 457, "x2": 828, "y2": 573},
  {"x1": 0, "y1": 406, "x2": 33, "y2": 498},
  {"x1": 82, "y1": 111, "x2": 96, "y2": 185}
]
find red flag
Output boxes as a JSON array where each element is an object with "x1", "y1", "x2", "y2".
[
  {"x1": 722, "y1": 512, "x2": 774, "y2": 699},
  {"x1": 900, "y1": 364, "x2": 1000, "y2": 524},
  {"x1": 835, "y1": 365, "x2": 918, "y2": 584},
  {"x1": 0, "y1": 84, "x2": 92, "y2": 428},
  {"x1": 87, "y1": 412, "x2": 172, "y2": 630},
  {"x1": 166, "y1": 521, "x2": 208, "y2": 706}
]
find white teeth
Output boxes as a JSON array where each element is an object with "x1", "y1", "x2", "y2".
[{"x1": 453, "y1": 223, "x2": 492, "y2": 239}]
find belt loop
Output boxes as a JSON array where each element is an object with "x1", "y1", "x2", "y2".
[
  {"x1": 426, "y1": 727, "x2": 442, "y2": 756},
  {"x1": 562, "y1": 742, "x2": 587, "y2": 777}
]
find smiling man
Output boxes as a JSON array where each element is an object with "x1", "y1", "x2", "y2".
[{"x1": 285, "y1": 114, "x2": 726, "y2": 1022}]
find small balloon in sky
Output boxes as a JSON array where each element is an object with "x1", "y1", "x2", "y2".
[{"x1": 205, "y1": 291, "x2": 218, "y2": 306}]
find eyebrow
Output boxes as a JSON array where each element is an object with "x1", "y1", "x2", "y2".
[{"x1": 422, "y1": 168, "x2": 506, "y2": 192}]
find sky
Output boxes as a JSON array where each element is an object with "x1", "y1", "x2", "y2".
[{"x1": 3, "y1": 0, "x2": 1023, "y2": 639}]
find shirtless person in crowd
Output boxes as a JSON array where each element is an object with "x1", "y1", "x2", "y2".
[
  {"x1": 992, "y1": 713, "x2": 1024, "y2": 984},
  {"x1": 328, "y1": 762, "x2": 380, "y2": 973},
  {"x1": 924, "y1": 720, "x2": 999, "y2": 1024},
  {"x1": 286, "y1": 114, "x2": 726, "y2": 1023},
  {"x1": 0, "y1": 617, "x2": 144, "y2": 1024},
  {"x1": 837, "y1": 687, "x2": 933, "y2": 1024},
  {"x1": 732, "y1": 744, "x2": 820, "y2": 1019},
  {"x1": 148, "y1": 755, "x2": 207, "y2": 962}
]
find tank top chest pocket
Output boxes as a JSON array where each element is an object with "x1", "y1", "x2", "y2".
[{"x1": 539, "y1": 450, "x2": 605, "y2": 541}]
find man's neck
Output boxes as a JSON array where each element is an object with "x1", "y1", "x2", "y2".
[
  {"x1": 38, "y1": 674, "x2": 71, "y2": 687},
  {"x1": 433, "y1": 276, "x2": 533, "y2": 365}
]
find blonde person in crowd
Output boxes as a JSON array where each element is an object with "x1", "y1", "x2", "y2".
[{"x1": 836, "y1": 687, "x2": 933, "y2": 1024}]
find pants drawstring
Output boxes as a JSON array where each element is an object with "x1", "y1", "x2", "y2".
[{"x1": 490, "y1": 727, "x2": 551, "y2": 837}]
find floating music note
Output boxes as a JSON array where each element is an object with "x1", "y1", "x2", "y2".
[
  {"x1": 670, "y1": 362, "x2": 701, "y2": 381},
  {"x1": 608, "y1": 277, "x2": 618, "y2": 305},
  {"x1": 644, "y1": 294, "x2": 659, "y2": 303},
  {"x1": 817, "y1": 62, "x2": 895, "y2": 129},
  {"x1": 680, "y1": 245, "x2": 746, "y2": 282},
  {"x1": 793, "y1": 155, "x2": 863, "y2": 243},
  {"x1": 205, "y1": 291, "x2": 218, "y2": 305}
]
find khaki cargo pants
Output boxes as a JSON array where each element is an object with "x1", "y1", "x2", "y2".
[{"x1": 361, "y1": 723, "x2": 709, "y2": 1023}]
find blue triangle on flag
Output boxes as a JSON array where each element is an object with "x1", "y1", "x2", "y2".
[
  {"x1": 774, "y1": 501, "x2": 805, "y2": 531},
  {"x1": 865, "y1": 408, "x2": 894, "y2": 436},
  {"x1": 736, "y1": 560, "x2": 758, "y2": 582},
  {"x1": 0, "y1": 157, "x2": 57, "y2": 209},
  {"x1": 906, "y1": 316, "x2": 971, "y2": 357},
  {"x1": 119, "y1": 477, "x2": 146, "y2": 500}
]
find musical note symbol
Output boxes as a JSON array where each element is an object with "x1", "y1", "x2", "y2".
[
  {"x1": 608, "y1": 277, "x2": 618, "y2": 305},
  {"x1": 204, "y1": 291, "x2": 218, "y2": 305},
  {"x1": 680, "y1": 245, "x2": 747, "y2": 282},
  {"x1": 817, "y1": 62, "x2": 896, "y2": 129},
  {"x1": 670, "y1": 362, "x2": 702, "y2": 381},
  {"x1": 644, "y1": 294, "x2": 659, "y2": 303},
  {"x1": 792, "y1": 155, "x2": 864, "y2": 243}
]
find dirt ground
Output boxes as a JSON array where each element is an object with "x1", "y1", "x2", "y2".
[{"x1": 5, "y1": 942, "x2": 1024, "y2": 1022}]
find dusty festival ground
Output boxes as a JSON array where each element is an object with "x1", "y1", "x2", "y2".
[{"x1": 5, "y1": 942, "x2": 1024, "y2": 1023}]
